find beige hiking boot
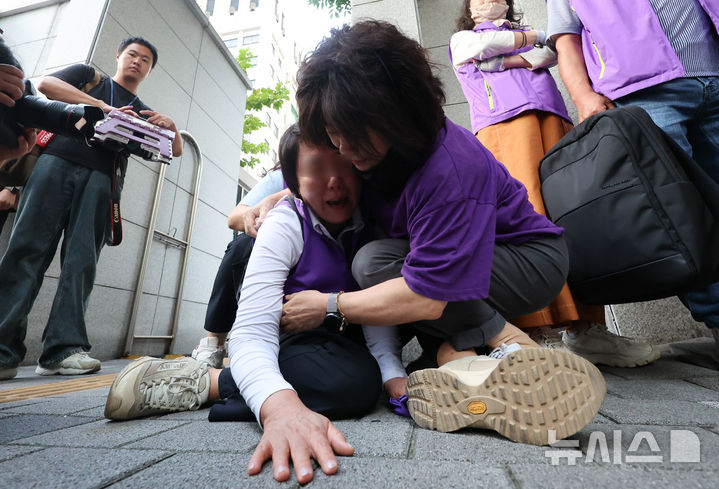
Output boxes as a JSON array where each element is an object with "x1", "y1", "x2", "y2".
[{"x1": 406, "y1": 347, "x2": 606, "y2": 445}]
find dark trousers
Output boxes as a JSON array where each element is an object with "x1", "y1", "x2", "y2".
[
  {"x1": 209, "y1": 328, "x2": 382, "y2": 422},
  {"x1": 0, "y1": 155, "x2": 109, "y2": 368},
  {"x1": 0, "y1": 210, "x2": 8, "y2": 236},
  {"x1": 351, "y1": 235, "x2": 570, "y2": 351},
  {"x1": 203, "y1": 233, "x2": 254, "y2": 333}
]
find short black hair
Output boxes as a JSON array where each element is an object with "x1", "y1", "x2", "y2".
[
  {"x1": 296, "y1": 21, "x2": 445, "y2": 194},
  {"x1": 279, "y1": 123, "x2": 302, "y2": 196},
  {"x1": 117, "y1": 36, "x2": 158, "y2": 68}
]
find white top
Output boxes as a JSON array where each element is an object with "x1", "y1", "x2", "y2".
[
  {"x1": 450, "y1": 24, "x2": 516, "y2": 68},
  {"x1": 227, "y1": 202, "x2": 404, "y2": 424}
]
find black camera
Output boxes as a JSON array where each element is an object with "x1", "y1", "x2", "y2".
[{"x1": 0, "y1": 38, "x2": 104, "y2": 148}]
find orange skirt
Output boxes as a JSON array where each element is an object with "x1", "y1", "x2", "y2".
[{"x1": 477, "y1": 110, "x2": 605, "y2": 328}]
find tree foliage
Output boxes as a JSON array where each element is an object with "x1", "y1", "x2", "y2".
[
  {"x1": 237, "y1": 49, "x2": 290, "y2": 168},
  {"x1": 308, "y1": 0, "x2": 351, "y2": 17}
]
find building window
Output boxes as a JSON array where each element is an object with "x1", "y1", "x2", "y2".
[
  {"x1": 273, "y1": 123, "x2": 279, "y2": 138},
  {"x1": 271, "y1": 43, "x2": 276, "y2": 55},
  {"x1": 281, "y1": 13, "x2": 286, "y2": 36},
  {"x1": 230, "y1": 0, "x2": 240, "y2": 13},
  {"x1": 265, "y1": 113, "x2": 271, "y2": 126},
  {"x1": 205, "y1": 0, "x2": 215, "y2": 16},
  {"x1": 223, "y1": 38, "x2": 238, "y2": 49},
  {"x1": 237, "y1": 182, "x2": 250, "y2": 204},
  {"x1": 269, "y1": 64, "x2": 274, "y2": 79},
  {"x1": 271, "y1": 149, "x2": 277, "y2": 163},
  {"x1": 274, "y1": 0, "x2": 279, "y2": 19},
  {"x1": 249, "y1": 56, "x2": 258, "y2": 66},
  {"x1": 243, "y1": 34, "x2": 260, "y2": 45},
  {"x1": 247, "y1": 0, "x2": 257, "y2": 11}
]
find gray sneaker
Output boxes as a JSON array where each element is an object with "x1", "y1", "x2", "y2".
[
  {"x1": 0, "y1": 366, "x2": 17, "y2": 380},
  {"x1": 105, "y1": 356, "x2": 210, "y2": 420},
  {"x1": 562, "y1": 322, "x2": 660, "y2": 367},
  {"x1": 36, "y1": 352, "x2": 101, "y2": 376}
]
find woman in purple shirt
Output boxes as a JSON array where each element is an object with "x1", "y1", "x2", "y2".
[{"x1": 279, "y1": 19, "x2": 605, "y2": 467}]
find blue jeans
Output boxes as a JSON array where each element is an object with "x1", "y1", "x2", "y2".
[
  {"x1": 616, "y1": 76, "x2": 719, "y2": 328},
  {"x1": 0, "y1": 154, "x2": 110, "y2": 368}
]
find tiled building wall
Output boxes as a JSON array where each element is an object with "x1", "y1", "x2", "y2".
[{"x1": 1, "y1": 0, "x2": 252, "y2": 363}]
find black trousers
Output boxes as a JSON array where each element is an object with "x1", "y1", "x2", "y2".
[
  {"x1": 203, "y1": 233, "x2": 254, "y2": 334},
  {"x1": 209, "y1": 327, "x2": 382, "y2": 422}
]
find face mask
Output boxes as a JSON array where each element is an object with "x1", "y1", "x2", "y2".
[{"x1": 470, "y1": 1, "x2": 509, "y2": 24}]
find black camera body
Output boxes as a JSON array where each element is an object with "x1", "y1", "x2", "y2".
[{"x1": 0, "y1": 38, "x2": 104, "y2": 148}]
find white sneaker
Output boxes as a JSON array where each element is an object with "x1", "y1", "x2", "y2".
[
  {"x1": 529, "y1": 326, "x2": 567, "y2": 350},
  {"x1": 105, "y1": 356, "x2": 210, "y2": 420},
  {"x1": 711, "y1": 329, "x2": 719, "y2": 364},
  {"x1": 0, "y1": 367, "x2": 17, "y2": 380},
  {"x1": 407, "y1": 348, "x2": 606, "y2": 445},
  {"x1": 488, "y1": 342, "x2": 522, "y2": 359},
  {"x1": 191, "y1": 336, "x2": 226, "y2": 368},
  {"x1": 36, "y1": 352, "x2": 101, "y2": 376},
  {"x1": 562, "y1": 323, "x2": 660, "y2": 367}
]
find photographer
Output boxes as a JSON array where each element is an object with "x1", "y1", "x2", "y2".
[
  {"x1": 0, "y1": 36, "x2": 181, "y2": 381},
  {"x1": 0, "y1": 63, "x2": 35, "y2": 236}
]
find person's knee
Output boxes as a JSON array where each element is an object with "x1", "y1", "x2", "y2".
[
  {"x1": 225, "y1": 233, "x2": 254, "y2": 262},
  {"x1": 351, "y1": 239, "x2": 409, "y2": 288}
]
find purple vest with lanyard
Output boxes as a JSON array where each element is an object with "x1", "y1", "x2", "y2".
[
  {"x1": 450, "y1": 22, "x2": 570, "y2": 134},
  {"x1": 569, "y1": 0, "x2": 719, "y2": 100},
  {"x1": 279, "y1": 197, "x2": 367, "y2": 296}
]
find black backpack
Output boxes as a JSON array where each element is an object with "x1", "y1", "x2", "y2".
[{"x1": 539, "y1": 106, "x2": 719, "y2": 305}]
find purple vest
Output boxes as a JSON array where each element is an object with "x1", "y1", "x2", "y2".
[
  {"x1": 569, "y1": 0, "x2": 719, "y2": 100},
  {"x1": 280, "y1": 198, "x2": 365, "y2": 296},
  {"x1": 450, "y1": 23, "x2": 570, "y2": 133}
]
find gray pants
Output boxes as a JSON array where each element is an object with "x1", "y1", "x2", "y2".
[{"x1": 351, "y1": 235, "x2": 569, "y2": 350}]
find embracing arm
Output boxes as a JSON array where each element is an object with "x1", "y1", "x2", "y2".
[
  {"x1": 228, "y1": 188, "x2": 291, "y2": 236},
  {"x1": 282, "y1": 276, "x2": 446, "y2": 333},
  {"x1": 554, "y1": 33, "x2": 614, "y2": 122}
]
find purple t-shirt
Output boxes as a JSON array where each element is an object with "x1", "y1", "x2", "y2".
[{"x1": 374, "y1": 118, "x2": 562, "y2": 302}]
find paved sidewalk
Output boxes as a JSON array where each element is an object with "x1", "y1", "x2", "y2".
[{"x1": 1, "y1": 338, "x2": 718, "y2": 489}]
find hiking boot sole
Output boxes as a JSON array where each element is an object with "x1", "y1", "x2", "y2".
[{"x1": 406, "y1": 348, "x2": 606, "y2": 445}]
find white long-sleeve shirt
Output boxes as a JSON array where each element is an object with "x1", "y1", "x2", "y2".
[{"x1": 227, "y1": 203, "x2": 404, "y2": 424}]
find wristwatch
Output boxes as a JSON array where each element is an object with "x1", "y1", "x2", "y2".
[{"x1": 326, "y1": 292, "x2": 347, "y2": 333}]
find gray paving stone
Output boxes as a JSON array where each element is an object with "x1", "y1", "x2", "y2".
[
  {"x1": 599, "y1": 396, "x2": 719, "y2": 425},
  {"x1": 0, "y1": 397, "x2": 53, "y2": 412},
  {"x1": 601, "y1": 360, "x2": 719, "y2": 380},
  {"x1": 108, "y1": 452, "x2": 297, "y2": 488},
  {"x1": 1, "y1": 447, "x2": 172, "y2": 489},
  {"x1": 333, "y1": 418, "x2": 413, "y2": 457},
  {"x1": 410, "y1": 428, "x2": 550, "y2": 464},
  {"x1": 2, "y1": 396, "x2": 107, "y2": 415},
  {"x1": 606, "y1": 379, "x2": 719, "y2": 401},
  {"x1": 510, "y1": 463, "x2": 717, "y2": 489},
  {"x1": 125, "y1": 420, "x2": 261, "y2": 453},
  {"x1": 573, "y1": 423, "x2": 719, "y2": 469},
  {"x1": 70, "y1": 405, "x2": 107, "y2": 418},
  {"x1": 309, "y1": 457, "x2": 514, "y2": 488},
  {"x1": 688, "y1": 377, "x2": 719, "y2": 392},
  {"x1": 0, "y1": 414, "x2": 93, "y2": 443},
  {"x1": 150, "y1": 407, "x2": 213, "y2": 421},
  {"x1": 10, "y1": 418, "x2": 187, "y2": 448},
  {"x1": 0, "y1": 445, "x2": 44, "y2": 462}
]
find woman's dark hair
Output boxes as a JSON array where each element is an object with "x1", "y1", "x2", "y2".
[
  {"x1": 296, "y1": 20, "x2": 445, "y2": 196},
  {"x1": 118, "y1": 36, "x2": 159, "y2": 68},
  {"x1": 456, "y1": 0, "x2": 522, "y2": 32},
  {"x1": 279, "y1": 123, "x2": 302, "y2": 196}
]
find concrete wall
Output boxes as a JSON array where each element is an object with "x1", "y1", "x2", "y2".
[
  {"x1": 1, "y1": 0, "x2": 252, "y2": 364},
  {"x1": 351, "y1": 0, "x2": 711, "y2": 344}
]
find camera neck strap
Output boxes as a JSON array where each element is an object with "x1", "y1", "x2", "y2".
[{"x1": 109, "y1": 79, "x2": 138, "y2": 109}]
